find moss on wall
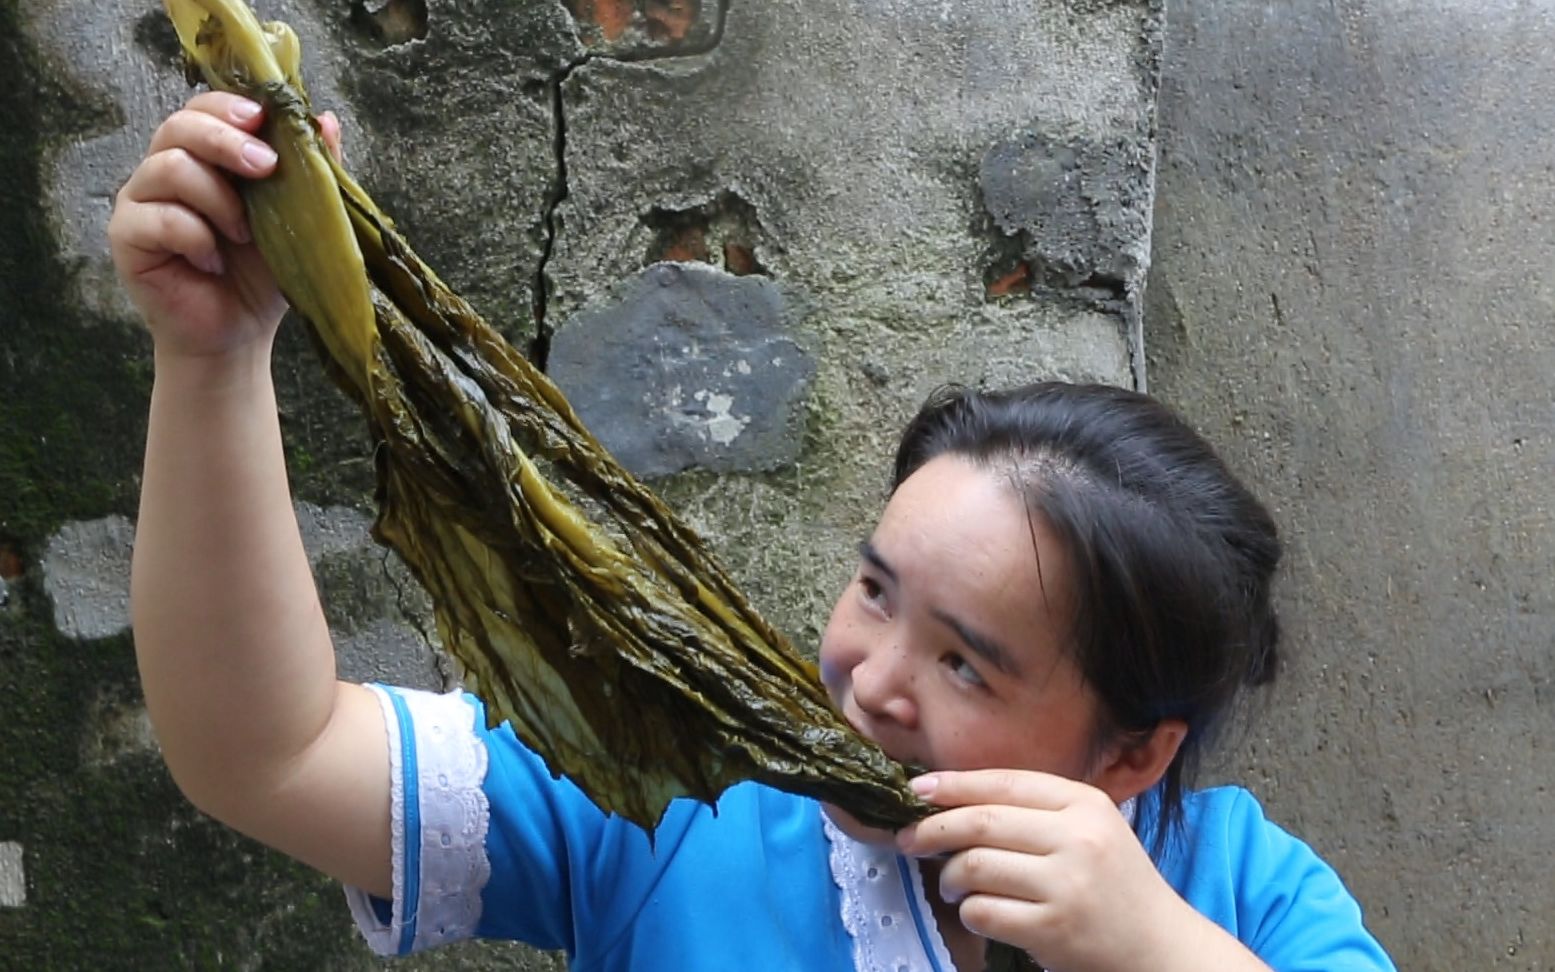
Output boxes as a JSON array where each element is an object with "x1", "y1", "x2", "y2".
[{"x1": 0, "y1": 7, "x2": 143, "y2": 554}]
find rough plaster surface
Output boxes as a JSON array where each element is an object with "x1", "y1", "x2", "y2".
[
  {"x1": 551, "y1": 0, "x2": 1161, "y2": 330},
  {"x1": 1147, "y1": 1, "x2": 1555, "y2": 968}
]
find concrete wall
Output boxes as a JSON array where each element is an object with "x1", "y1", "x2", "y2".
[
  {"x1": 1148, "y1": 2, "x2": 1555, "y2": 969},
  {"x1": 0, "y1": 0, "x2": 1158, "y2": 966}
]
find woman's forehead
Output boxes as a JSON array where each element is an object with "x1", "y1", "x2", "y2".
[{"x1": 874, "y1": 455, "x2": 1073, "y2": 628}]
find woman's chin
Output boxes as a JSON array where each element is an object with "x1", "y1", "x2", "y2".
[{"x1": 822, "y1": 803, "x2": 899, "y2": 847}]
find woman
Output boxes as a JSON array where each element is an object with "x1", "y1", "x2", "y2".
[{"x1": 110, "y1": 92, "x2": 1396, "y2": 971}]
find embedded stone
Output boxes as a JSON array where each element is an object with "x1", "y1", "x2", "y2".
[
  {"x1": 36, "y1": 503, "x2": 442, "y2": 691},
  {"x1": 979, "y1": 129, "x2": 1153, "y2": 299},
  {"x1": 547, "y1": 262, "x2": 815, "y2": 478},
  {"x1": 41, "y1": 515, "x2": 135, "y2": 641},
  {"x1": 0, "y1": 843, "x2": 23, "y2": 908},
  {"x1": 295, "y1": 501, "x2": 377, "y2": 561}
]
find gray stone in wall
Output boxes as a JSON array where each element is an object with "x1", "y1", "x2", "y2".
[
  {"x1": 979, "y1": 129, "x2": 1154, "y2": 298},
  {"x1": 0, "y1": 842, "x2": 23, "y2": 908},
  {"x1": 294, "y1": 500, "x2": 377, "y2": 562},
  {"x1": 548, "y1": 262, "x2": 815, "y2": 478},
  {"x1": 41, "y1": 515, "x2": 135, "y2": 641},
  {"x1": 37, "y1": 504, "x2": 442, "y2": 691}
]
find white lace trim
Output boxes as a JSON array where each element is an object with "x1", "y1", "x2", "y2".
[
  {"x1": 344, "y1": 686, "x2": 491, "y2": 955},
  {"x1": 823, "y1": 814, "x2": 955, "y2": 972}
]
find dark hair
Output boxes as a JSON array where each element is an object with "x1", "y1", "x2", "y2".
[{"x1": 892, "y1": 382, "x2": 1282, "y2": 850}]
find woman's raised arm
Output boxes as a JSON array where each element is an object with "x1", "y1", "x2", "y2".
[{"x1": 113, "y1": 91, "x2": 392, "y2": 898}]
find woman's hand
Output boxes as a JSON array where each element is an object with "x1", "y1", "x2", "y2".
[
  {"x1": 897, "y1": 770, "x2": 1270, "y2": 972},
  {"x1": 108, "y1": 91, "x2": 341, "y2": 361}
]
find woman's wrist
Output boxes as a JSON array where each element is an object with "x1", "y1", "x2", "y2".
[
  {"x1": 152, "y1": 340, "x2": 275, "y2": 398},
  {"x1": 1138, "y1": 894, "x2": 1272, "y2": 972}
]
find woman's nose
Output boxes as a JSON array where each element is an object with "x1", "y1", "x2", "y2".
[{"x1": 850, "y1": 644, "x2": 918, "y2": 729}]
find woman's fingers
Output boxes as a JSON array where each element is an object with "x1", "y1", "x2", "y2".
[
  {"x1": 135, "y1": 199, "x2": 225, "y2": 276},
  {"x1": 913, "y1": 769, "x2": 1083, "y2": 811},
  {"x1": 317, "y1": 110, "x2": 344, "y2": 163},
  {"x1": 118, "y1": 145, "x2": 252, "y2": 248},
  {"x1": 954, "y1": 893, "x2": 1050, "y2": 952},
  {"x1": 148, "y1": 100, "x2": 278, "y2": 178},
  {"x1": 899, "y1": 804, "x2": 1062, "y2": 858},
  {"x1": 937, "y1": 846, "x2": 1052, "y2": 903},
  {"x1": 177, "y1": 89, "x2": 270, "y2": 129},
  {"x1": 112, "y1": 91, "x2": 349, "y2": 290},
  {"x1": 110, "y1": 198, "x2": 226, "y2": 278}
]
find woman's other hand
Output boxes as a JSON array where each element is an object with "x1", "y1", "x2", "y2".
[{"x1": 897, "y1": 769, "x2": 1268, "y2": 972}]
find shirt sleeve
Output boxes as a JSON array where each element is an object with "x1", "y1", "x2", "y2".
[
  {"x1": 342, "y1": 684, "x2": 494, "y2": 956},
  {"x1": 341, "y1": 684, "x2": 682, "y2": 960},
  {"x1": 1192, "y1": 788, "x2": 1398, "y2": 972}
]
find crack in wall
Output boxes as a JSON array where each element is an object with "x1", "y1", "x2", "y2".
[
  {"x1": 380, "y1": 546, "x2": 434, "y2": 648},
  {"x1": 530, "y1": 0, "x2": 734, "y2": 370},
  {"x1": 530, "y1": 53, "x2": 589, "y2": 370}
]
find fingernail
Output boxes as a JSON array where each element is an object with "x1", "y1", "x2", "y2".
[
  {"x1": 910, "y1": 774, "x2": 938, "y2": 797},
  {"x1": 194, "y1": 250, "x2": 225, "y2": 275},
  {"x1": 241, "y1": 140, "x2": 278, "y2": 170},
  {"x1": 231, "y1": 98, "x2": 261, "y2": 121},
  {"x1": 231, "y1": 220, "x2": 251, "y2": 245}
]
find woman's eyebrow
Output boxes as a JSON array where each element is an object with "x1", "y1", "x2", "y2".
[
  {"x1": 930, "y1": 608, "x2": 1020, "y2": 677},
  {"x1": 857, "y1": 540, "x2": 898, "y2": 583}
]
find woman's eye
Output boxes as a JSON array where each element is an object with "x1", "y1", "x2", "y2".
[
  {"x1": 944, "y1": 653, "x2": 985, "y2": 687},
  {"x1": 858, "y1": 576, "x2": 885, "y2": 604}
]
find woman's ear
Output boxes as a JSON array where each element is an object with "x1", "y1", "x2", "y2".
[{"x1": 1088, "y1": 719, "x2": 1188, "y2": 805}]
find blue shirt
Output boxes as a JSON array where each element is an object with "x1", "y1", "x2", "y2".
[{"x1": 345, "y1": 687, "x2": 1396, "y2": 971}]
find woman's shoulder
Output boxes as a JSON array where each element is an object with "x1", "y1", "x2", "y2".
[
  {"x1": 1166, "y1": 784, "x2": 1333, "y2": 888},
  {"x1": 1163, "y1": 785, "x2": 1398, "y2": 970},
  {"x1": 1178, "y1": 783, "x2": 1275, "y2": 835}
]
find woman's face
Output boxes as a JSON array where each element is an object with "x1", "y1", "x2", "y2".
[{"x1": 819, "y1": 454, "x2": 1106, "y2": 794}]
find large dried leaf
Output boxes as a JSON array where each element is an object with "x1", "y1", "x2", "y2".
[{"x1": 161, "y1": 0, "x2": 926, "y2": 833}]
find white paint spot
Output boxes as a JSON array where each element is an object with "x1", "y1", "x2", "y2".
[
  {"x1": 0, "y1": 842, "x2": 24, "y2": 908},
  {"x1": 735, "y1": 359, "x2": 752, "y2": 375},
  {"x1": 694, "y1": 391, "x2": 751, "y2": 446}
]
